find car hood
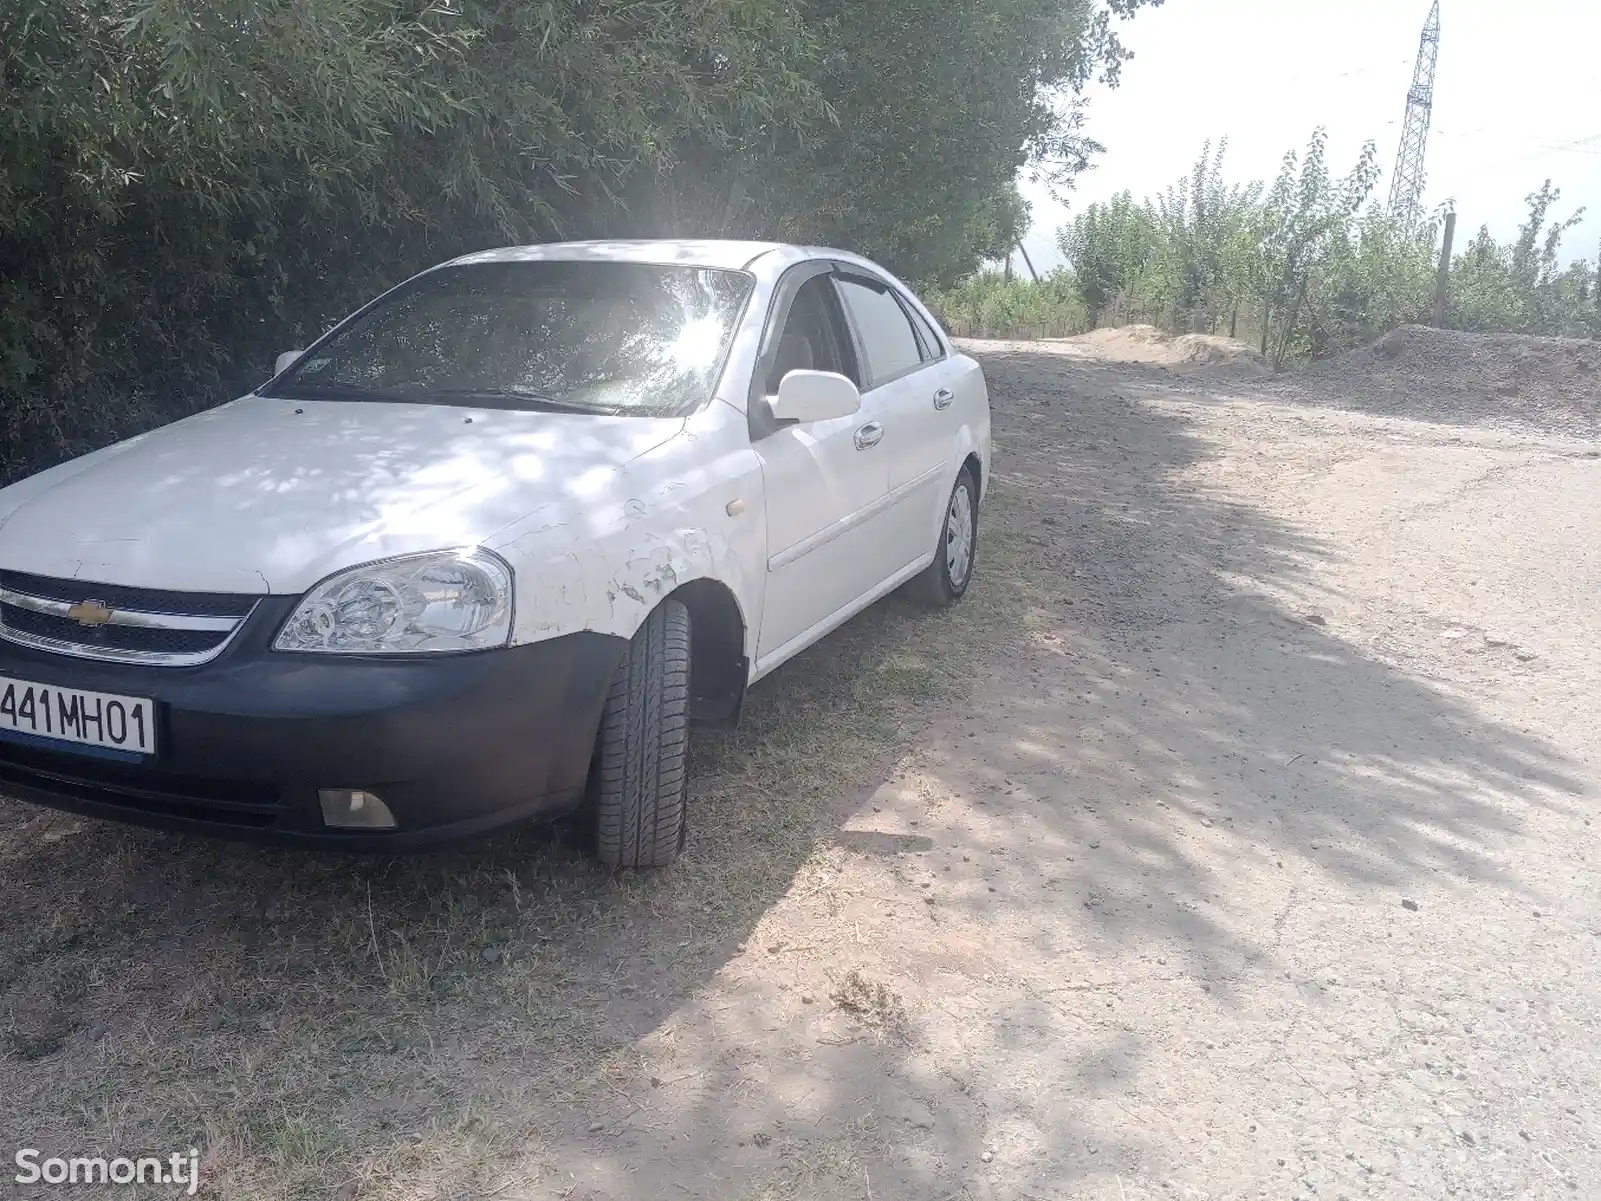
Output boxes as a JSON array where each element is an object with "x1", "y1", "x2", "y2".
[{"x1": 0, "y1": 396, "x2": 684, "y2": 594}]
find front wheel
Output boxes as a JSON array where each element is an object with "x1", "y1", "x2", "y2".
[
  {"x1": 592, "y1": 599, "x2": 692, "y2": 868},
  {"x1": 911, "y1": 466, "x2": 979, "y2": 606}
]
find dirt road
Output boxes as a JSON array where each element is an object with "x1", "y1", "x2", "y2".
[{"x1": 3, "y1": 340, "x2": 1597, "y2": 1199}]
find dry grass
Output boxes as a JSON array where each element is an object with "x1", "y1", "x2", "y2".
[
  {"x1": 827, "y1": 969, "x2": 911, "y2": 1043},
  {"x1": 0, "y1": 447, "x2": 1040, "y2": 1198}
]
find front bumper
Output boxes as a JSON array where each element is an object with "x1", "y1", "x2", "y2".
[{"x1": 0, "y1": 597, "x2": 626, "y2": 848}]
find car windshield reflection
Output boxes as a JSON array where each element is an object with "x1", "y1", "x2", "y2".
[{"x1": 263, "y1": 261, "x2": 753, "y2": 419}]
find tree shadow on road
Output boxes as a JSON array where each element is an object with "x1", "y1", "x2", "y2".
[{"x1": 935, "y1": 346, "x2": 1580, "y2": 939}]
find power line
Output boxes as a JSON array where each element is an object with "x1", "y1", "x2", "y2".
[{"x1": 1464, "y1": 131, "x2": 1601, "y2": 178}]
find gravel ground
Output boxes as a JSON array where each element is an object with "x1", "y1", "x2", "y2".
[
  {"x1": 496, "y1": 337, "x2": 1600, "y2": 1200},
  {"x1": 1, "y1": 331, "x2": 1597, "y2": 1200}
]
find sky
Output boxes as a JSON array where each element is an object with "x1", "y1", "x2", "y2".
[{"x1": 1014, "y1": 0, "x2": 1601, "y2": 275}]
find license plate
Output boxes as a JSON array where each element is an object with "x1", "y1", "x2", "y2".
[{"x1": 0, "y1": 676, "x2": 157, "y2": 757}]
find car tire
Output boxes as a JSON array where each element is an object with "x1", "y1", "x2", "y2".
[
  {"x1": 911, "y1": 466, "x2": 979, "y2": 606},
  {"x1": 593, "y1": 599, "x2": 692, "y2": 868}
]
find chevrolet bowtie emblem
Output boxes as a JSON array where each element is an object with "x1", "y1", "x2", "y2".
[{"x1": 66, "y1": 599, "x2": 115, "y2": 627}]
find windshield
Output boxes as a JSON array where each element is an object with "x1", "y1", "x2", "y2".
[{"x1": 264, "y1": 261, "x2": 752, "y2": 417}]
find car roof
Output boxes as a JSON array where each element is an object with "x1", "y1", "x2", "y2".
[
  {"x1": 441, "y1": 238, "x2": 909, "y2": 279},
  {"x1": 446, "y1": 239, "x2": 805, "y2": 272}
]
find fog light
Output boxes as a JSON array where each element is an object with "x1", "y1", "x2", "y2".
[{"x1": 318, "y1": 789, "x2": 397, "y2": 830}]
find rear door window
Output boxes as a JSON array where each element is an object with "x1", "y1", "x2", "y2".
[
  {"x1": 835, "y1": 277, "x2": 924, "y2": 389},
  {"x1": 905, "y1": 300, "x2": 947, "y2": 362}
]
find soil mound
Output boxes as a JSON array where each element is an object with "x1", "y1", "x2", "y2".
[
  {"x1": 1276, "y1": 324, "x2": 1601, "y2": 436},
  {"x1": 1070, "y1": 324, "x2": 1268, "y2": 375}
]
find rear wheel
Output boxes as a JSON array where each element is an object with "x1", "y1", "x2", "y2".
[
  {"x1": 911, "y1": 466, "x2": 979, "y2": 606},
  {"x1": 592, "y1": 600, "x2": 692, "y2": 868}
]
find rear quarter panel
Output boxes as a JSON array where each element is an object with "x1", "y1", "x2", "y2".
[{"x1": 949, "y1": 352, "x2": 992, "y2": 499}]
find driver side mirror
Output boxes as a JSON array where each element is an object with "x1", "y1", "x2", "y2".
[
  {"x1": 768, "y1": 370, "x2": 861, "y2": 424},
  {"x1": 274, "y1": 350, "x2": 304, "y2": 376}
]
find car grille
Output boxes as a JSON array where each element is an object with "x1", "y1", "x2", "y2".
[
  {"x1": 0, "y1": 739, "x2": 284, "y2": 827},
  {"x1": 0, "y1": 570, "x2": 262, "y2": 667}
]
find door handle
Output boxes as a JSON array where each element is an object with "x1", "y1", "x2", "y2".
[
  {"x1": 933, "y1": 387, "x2": 955, "y2": 410},
  {"x1": 854, "y1": 421, "x2": 884, "y2": 450}
]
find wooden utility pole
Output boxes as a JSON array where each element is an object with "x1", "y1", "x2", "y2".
[
  {"x1": 1015, "y1": 239, "x2": 1039, "y2": 283},
  {"x1": 1432, "y1": 210, "x2": 1457, "y2": 327}
]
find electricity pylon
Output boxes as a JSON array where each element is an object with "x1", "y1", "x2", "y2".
[{"x1": 1387, "y1": 1, "x2": 1441, "y2": 230}]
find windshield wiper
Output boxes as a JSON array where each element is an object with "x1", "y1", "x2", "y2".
[
  {"x1": 265, "y1": 379, "x2": 621, "y2": 415},
  {"x1": 266, "y1": 380, "x2": 415, "y2": 404},
  {"x1": 422, "y1": 387, "x2": 606, "y2": 414}
]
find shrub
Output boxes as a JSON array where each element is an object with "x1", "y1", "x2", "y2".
[{"x1": 926, "y1": 272, "x2": 1087, "y2": 339}]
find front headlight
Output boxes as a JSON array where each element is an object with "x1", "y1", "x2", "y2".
[{"x1": 274, "y1": 549, "x2": 513, "y2": 654}]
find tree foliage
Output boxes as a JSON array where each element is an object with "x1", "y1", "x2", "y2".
[
  {"x1": 1449, "y1": 183, "x2": 1597, "y2": 338},
  {"x1": 653, "y1": 0, "x2": 1166, "y2": 287},
  {"x1": 1, "y1": 0, "x2": 1161, "y2": 477},
  {"x1": 925, "y1": 271, "x2": 1087, "y2": 340},
  {"x1": 1056, "y1": 190, "x2": 1155, "y2": 314},
  {"x1": 1055, "y1": 132, "x2": 1597, "y2": 363}
]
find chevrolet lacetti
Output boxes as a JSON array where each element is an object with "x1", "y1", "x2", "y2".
[{"x1": 0, "y1": 241, "x2": 990, "y2": 866}]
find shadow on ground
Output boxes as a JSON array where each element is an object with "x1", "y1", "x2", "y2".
[{"x1": 0, "y1": 347, "x2": 1583, "y2": 1199}]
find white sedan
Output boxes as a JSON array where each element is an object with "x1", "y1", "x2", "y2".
[{"x1": 0, "y1": 240, "x2": 991, "y2": 866}]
